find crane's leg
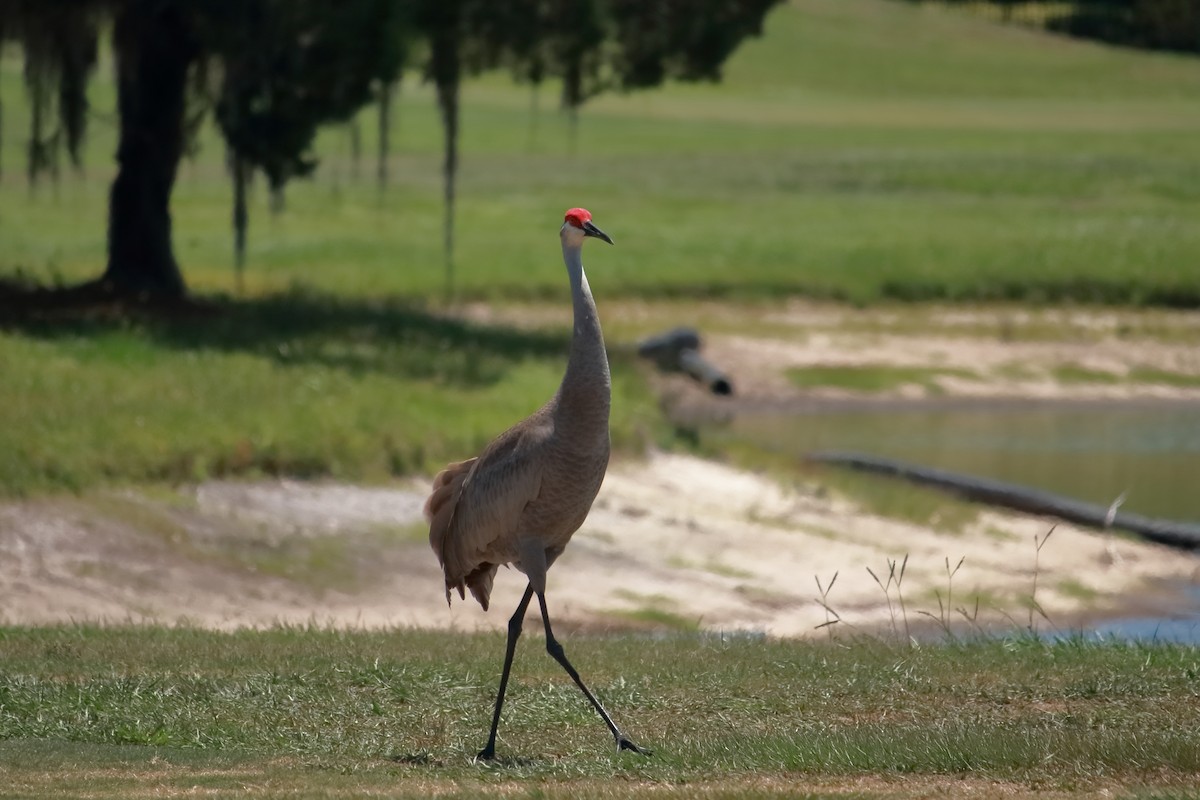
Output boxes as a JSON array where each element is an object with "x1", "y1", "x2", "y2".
[
  {"x1": 477, "y1": 583, "x2": 535, "y2": 761},
  {"x1": 536, "y1": 591, "x2": 650, "y2": 755}
]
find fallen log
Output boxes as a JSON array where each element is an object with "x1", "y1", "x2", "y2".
[
  {"x1": 636, "y1": 326, "x2": 733, "y2": 396},
  {"x1": 808, "y1": 450, "x2": 1200, "y2": 553}
]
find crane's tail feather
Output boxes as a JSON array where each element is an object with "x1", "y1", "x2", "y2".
[
  {"x1": 443, "y1": 565, "x2": 494, "y2": 611},
  {"x1": 428, "y1": 458, "x2": 495, "y2": 609},
  {"x1": 465, "y1": 564, "x2": 496, "y2": 611},
  {"x1": 424, "y1": 458, "x2": 476, "y2": 525},
  {"x1": 425, "y1": 458, "x2": 478, "y2": 562}
]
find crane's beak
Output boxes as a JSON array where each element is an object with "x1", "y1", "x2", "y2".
[{"x1": 582, "y1": 221, "x2": 614, "y2": 245}]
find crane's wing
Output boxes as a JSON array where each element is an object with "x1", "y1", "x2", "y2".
[{"x1": 425, "y1": 422, "x2": 547, "y2": 610}]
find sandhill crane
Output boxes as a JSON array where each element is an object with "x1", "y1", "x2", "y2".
[{"x1": 424, "y1": 208, "x2": 649, "y2": 761}]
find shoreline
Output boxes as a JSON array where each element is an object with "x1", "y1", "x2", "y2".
[
  {"x1": 2, "y1": 451, "x2": 1196, "y2": 638},
  {"x1": 2, "y1": 305, "x2": 1198, "y2": 637}
]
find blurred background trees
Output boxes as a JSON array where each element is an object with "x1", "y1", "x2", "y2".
[
  {"x1": 908, "y1": 0, "x2": 1200, "y2": 55},
  {"x1": 0, "y1": 0, "x2": 781, "y2": 302}
]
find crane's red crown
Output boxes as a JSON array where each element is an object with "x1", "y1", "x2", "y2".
[{"x1": 564, "y1": 207, "x2": 592, "y2": 228}]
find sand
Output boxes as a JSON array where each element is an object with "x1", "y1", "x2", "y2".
[{"x1": 3, "y1": 304, "x2": 1197, "y2": 636}]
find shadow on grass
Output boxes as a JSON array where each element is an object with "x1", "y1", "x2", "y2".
[{"x1": 0, "y1": 283, "x2": 571, "y2": 388}]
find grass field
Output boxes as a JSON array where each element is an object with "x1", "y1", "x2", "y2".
[
  {"x1": 1, "y1": 626, "x2": 1198, "y2": 798},
  {"x1": 0, "y1": 296, "x2": 659, "y2": 494},
  {"x1": 3, "y1": 0, "x2": 1200, "y2": 304},
  {"x1": 2, "y1": 0, "x2": 1200, "y2": 495},
  {"x1": 3, "y1": 9, "x2": 1199, "y2": 797}
]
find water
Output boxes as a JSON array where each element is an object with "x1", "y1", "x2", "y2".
[
  {"x1": 728, "y1": 398, "x2": 1200, "y2": 642},
  {"x1": 1048, "y1": 585, "x2": 1200, "y2": 645},
  {"x1": 730, "y1": 399, "x2": 1200, "y2": 523}
]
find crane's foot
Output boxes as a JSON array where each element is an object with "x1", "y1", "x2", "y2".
[
  {"x1": 617, "y1": 735, "x2": 651, "y2": 756},
  {"x1": 475, "y1": 745, "x2": 497, "y2": 762}
]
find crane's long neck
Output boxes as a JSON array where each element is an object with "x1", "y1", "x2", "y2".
[{"x1": 555, "y1": 241, "x2": 611, "y2": 434}]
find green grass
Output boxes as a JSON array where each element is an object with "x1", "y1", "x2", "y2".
[
  {"x1": 787, "y1": 365, "x2": 978, "y2": 394},
  {"x1": 4, "y1": 0, "x2": 1200, "y2": 494},
  {"x1": 1, "y1": 626, "x2": 1199, "y2": 798},
  {"x1": 0, "y1": 295, "x2": 660, "y2": 496},
  {"x1": 668, "y1": 556, "x2": 756, "y2": 580},
  {"x1": 1057, "y1": 579, "x2": 1100, "y2": 602},
  {"x1": 813, "y1": 468, "x2": 980, "y2": 534},
  {"x1": 1126, "y1": 366, "x2": 1200, "y2": 388},
  {"x1": 3, "y1": 0, "x2": 1200, "y2": 306},
  {"x1": 719, "y1": 440, "x2": 981, "y2": 536},
  {"x1": 994, "y1": 361, "x2": 1043, "y2": 382},
  {"x1": 933, "y1": 0, "x2": 1077, "y2": 27},
  {"x1": 1052, "y1": 365, "x2": 1123, "y2": 384},
  {"x1": 609, "y1": 607, "x2": 701, "y2": 633},
  {"x1": 1050, "y1": 364, "x2": 1200, "y2": 388},
  {"x1": 606, "y1": 591, "x2": 703, "y2": 632}
]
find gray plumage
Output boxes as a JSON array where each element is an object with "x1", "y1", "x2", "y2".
[
  {"x1": 425, "y1": 214, "x2": 611, "y2": 610},
  {"x1": 422, "y1": 208, "x2": 647, "y2": 760}
]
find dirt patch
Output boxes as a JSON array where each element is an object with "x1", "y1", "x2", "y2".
[
  {"x1": 3, "y1": 304, "x2": 1198, "y2": 636},
  {"x1": 7, "y1": 761, "x2": 1176, "y2": 799},
  {"x1": 1, "y1": 452, "x2": 1195, "y2": 637},
  {"x1": 705, "y1": 304, "x2": 1200, "y2": 405},
  {"x1": 469, "y1": 300, "x2": 1200, "y2": 403}
]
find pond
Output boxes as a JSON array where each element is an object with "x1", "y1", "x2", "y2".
[
  {"x1": 729, "y1": 398, "x2": 1200, "y2": 523},
  {"x1": 1085, "y1": 584, "x2": 1200, "y2": 644},
  {"x1": 725, "y1": 397, "x2": 1200, "y2": 643}
]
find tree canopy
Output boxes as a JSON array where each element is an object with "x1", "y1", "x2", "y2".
[
  {"x1": 1, "y1": 0, "x2": 782, "y2": 302},
  {"x1": 909, "y1": 0, "x2": 1200, "y2": 56}
]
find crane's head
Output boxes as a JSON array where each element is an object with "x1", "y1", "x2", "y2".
[{"x1": 562, "y1": 207, "x2": 613, "y2": 248}]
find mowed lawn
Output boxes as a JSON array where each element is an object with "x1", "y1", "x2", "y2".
[
  {"x1": 1, "y1": 626, "x2": 1198, "y2": 798},
  {"x1": 4, "y1": 0, "x2": 1199, "y2": 303},
  {"x1": 3, "y1": 8, "x2": 1200, "y2": 799},
  {"x1": 3, "y1": 0, "x2": 1200, "y2": 494}
]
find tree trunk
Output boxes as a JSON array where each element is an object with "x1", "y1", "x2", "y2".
[
  {"x1": 377, "y1": 79, "x2": 395, "y2": 193},
  {"x1": 348, "y1": 119, "x2": 361, "y2": 181},
  {"x1": 566, "y1": 104, "x2": 579, "y2": 157},
  {"x1": 528, "y1": 80, "x2": 540, "y2": 151},
  {"x1": 101, "y1": 3, "x2": 197, "y2": 299},
  {"x1": 232, "y1": 154, "x2": 249, "y2": 294},
  {"x1": 270, "y1": 183, "x2": 286, "y2": 215},
  {"x1": 26, "y1": 65, "x2": 50, "y2": 190},
  {"x1": 562, "y1": 58, "x2": 582, "y2": 157},
  {"x1": 431, "y1": 28, "x2": 460, "y2": 303}
]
